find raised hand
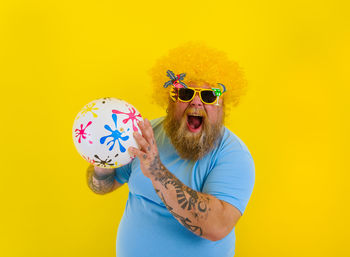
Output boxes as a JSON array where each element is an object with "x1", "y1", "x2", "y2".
[{"x1": 128, "y1": 119, "x2": 162, "y2": 179}]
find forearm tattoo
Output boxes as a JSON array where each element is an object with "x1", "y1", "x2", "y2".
[
  {"x1": 86, "y1": 166, "x2": 115, "y2": 194},
  {"x1": 150, "y1": 155, "x2": 211, "y2": 236},
  {"x1": 159, "y1": 191, "x2": 203, "y2": 236}
]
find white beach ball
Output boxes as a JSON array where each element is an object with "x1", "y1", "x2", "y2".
[{"x1": 72, "y1": 97, "x2": 142, "y2": 169}]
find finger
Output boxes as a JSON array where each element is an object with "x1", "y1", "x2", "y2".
[
  {"x1": 137, "y1": 120, "x2": 147, "y2": 139},
  {"x1": 144, "y1": 118, "x2": 154, "y2": 136},
  {"x1": 129, "y1": 147, "x2": 148, "y2": 161},
  {"x1": 143, "y1": 118, "x2": 156, "y2": 145},
  {"x1": 138, "y1": 119, "x2": 154, "y2": 146},
  {"x1": 133, "y1": 131, "x2": 151, "y2": 152},
  {"x1": 143, "y1": 119, "x2": 158, "y2": 147},
  {"x1": 146, "y1": 119, "x2": 157, "y2": 148}
]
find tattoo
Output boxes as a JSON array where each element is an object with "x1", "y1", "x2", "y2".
[
  {"x1": 149, "y1": 155, "x2": 164, "y2": 173},
  {"x1": 149, "y1": 156, "x2": 209, "y2": 215},
  {"x1": 160, "y1": 192, "x2": 203, "y2": 236},
  {"x1": 149, "y1": 155, "x2": 211, "y2": 234},
  {"x1": 152, "y1": 139, "x2": 155, "y2": 145},
  {"x1": 86, "y1": 166, "x2": 115, "y2": 194},
  {"x1": 143, "y1": 154, "x2": 147, "y2": 159},
  {"x1": 198, "y1": 201, "x2": 208, "y2": 212},
  {"x1": 147, "y1": 146, "x2": 151, "y2": 151}
]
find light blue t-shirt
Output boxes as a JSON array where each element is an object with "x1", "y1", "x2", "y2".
[{"x1": 114, "y1": 117, "x2": 255, "y2": 257}]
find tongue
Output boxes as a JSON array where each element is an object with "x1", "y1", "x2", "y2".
[{"x1": 188, "y1": 116, "x2": 201, "y2": 129}]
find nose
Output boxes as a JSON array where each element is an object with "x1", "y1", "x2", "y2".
[{"x1": 190, "y1": 92, "x2": 203, "y2": 108}]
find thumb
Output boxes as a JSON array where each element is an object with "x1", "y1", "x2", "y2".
[{"x1": 128, "y1": 147, "x2": 135, "y2": 155}]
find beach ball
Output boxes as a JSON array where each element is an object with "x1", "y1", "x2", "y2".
[{"x1": 72, "y1": 97, "x2": 143, "y2": 169}]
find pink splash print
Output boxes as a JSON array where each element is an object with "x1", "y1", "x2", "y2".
[
  {"x1": 112, "y1": 107, "x2": 142, "y2": 132},
  {"x1": 82, "y1": 155, "x2": 95, "y2": 165},
  {"x1": 75, "y1": 121, "x2": 93, "y2": 144}
]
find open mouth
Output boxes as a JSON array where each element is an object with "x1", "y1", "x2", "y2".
[{"x1": 187, "y1": 114, "x2": 203, "y2": 132}]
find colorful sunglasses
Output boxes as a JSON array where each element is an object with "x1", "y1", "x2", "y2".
[
  {"x1": 165, "y1": 70, "x2": 226, "y2": 105},
  {"x1": 170, "y1": 86, "x2": 220, "y2": 105}
]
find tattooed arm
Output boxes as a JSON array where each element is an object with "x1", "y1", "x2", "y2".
[
  {"x1": 149, "y1": 160, "x2": 241, "y2": 241},
  {"x1": 129, "y1": 119, "x2": 242, "y2": 241},
  {"x1": 86, "y1": 165, "x2": 124, "y2": 195}
]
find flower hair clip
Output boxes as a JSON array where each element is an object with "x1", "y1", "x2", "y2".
[{"x1": 163, "y1": 70, "x2": 188, "y2": 89}]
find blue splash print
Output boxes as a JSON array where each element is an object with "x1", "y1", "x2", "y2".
[{"x1": 100, "y1": 113, "x2": 129, "y2": 152}]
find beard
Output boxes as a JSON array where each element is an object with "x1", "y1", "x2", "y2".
[{"x1": 163, "y1": 102, "x2": 224, "y2": 161}]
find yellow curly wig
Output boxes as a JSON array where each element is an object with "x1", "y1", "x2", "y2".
[{"x1": 148, "y1": 41, "x2": 248, "y2": 112}]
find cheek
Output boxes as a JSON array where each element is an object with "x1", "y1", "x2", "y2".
[
  {"x1": 205, "y1": 106, "x2": 223, "y2": 124},
  {"x1": 174, "y1": 102, "x2": 188, "y2": 120}
]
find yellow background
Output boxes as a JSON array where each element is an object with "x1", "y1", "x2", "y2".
[{"x1": 0, "y1": 0, "x2": 349, "y2": 256}]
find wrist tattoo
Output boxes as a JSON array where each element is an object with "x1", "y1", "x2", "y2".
[
  {"x1": 87, "y1": 166, "x2": 115, "y2": 194},
  {"x1": 93, "y1": 171, "x2": 114, "y2": 180}
]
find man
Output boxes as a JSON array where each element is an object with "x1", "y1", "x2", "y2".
[{"x1": 86, "y1": 42, "x2": 255, "y2": 257}]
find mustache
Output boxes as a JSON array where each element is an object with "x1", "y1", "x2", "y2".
[{"x1": 184, "y1": 108, "x2": 207, "y2": 118}]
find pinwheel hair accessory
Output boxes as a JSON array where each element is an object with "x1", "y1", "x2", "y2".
[{"x1": 163, "y1": 70, "x2": 188, "y2": 89}]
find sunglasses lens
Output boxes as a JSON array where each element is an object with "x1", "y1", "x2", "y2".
[
  {"x1": 178, "y1": 88, "x2": 195, "y2": 101},
  {"x1": 201, "y1": 90, "x2": 217, "y2": 104}
]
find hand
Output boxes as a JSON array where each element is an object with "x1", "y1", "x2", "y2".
[
  {"x1": 128, "y1": 119, "x2": 162, "y2": 179},
  {"x1": 93, "y1": 165, "x2": 115, "y2": 179}
]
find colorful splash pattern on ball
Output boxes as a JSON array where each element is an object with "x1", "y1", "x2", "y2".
[{"x1": 72, "y1": 97, "x2": 143, "y2": 169}]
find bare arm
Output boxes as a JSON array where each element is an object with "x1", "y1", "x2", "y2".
[
  {"x1": 129, "y1": 119, "x2": 242, "y2": 241},
  {"x1": 148, "y1": 157, "x2": 241, "y2": 241},
  {"x1": 86, "y1": 165, "x2": 124, "y2": 195}
]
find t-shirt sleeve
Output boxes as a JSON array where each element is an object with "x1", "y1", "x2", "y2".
[
  {"x1": 202, "y1": 151, "x2": 255, "y2": 215},
  {"x1": 115, "y1": 161, "x2": 132, "y2": 184}
]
